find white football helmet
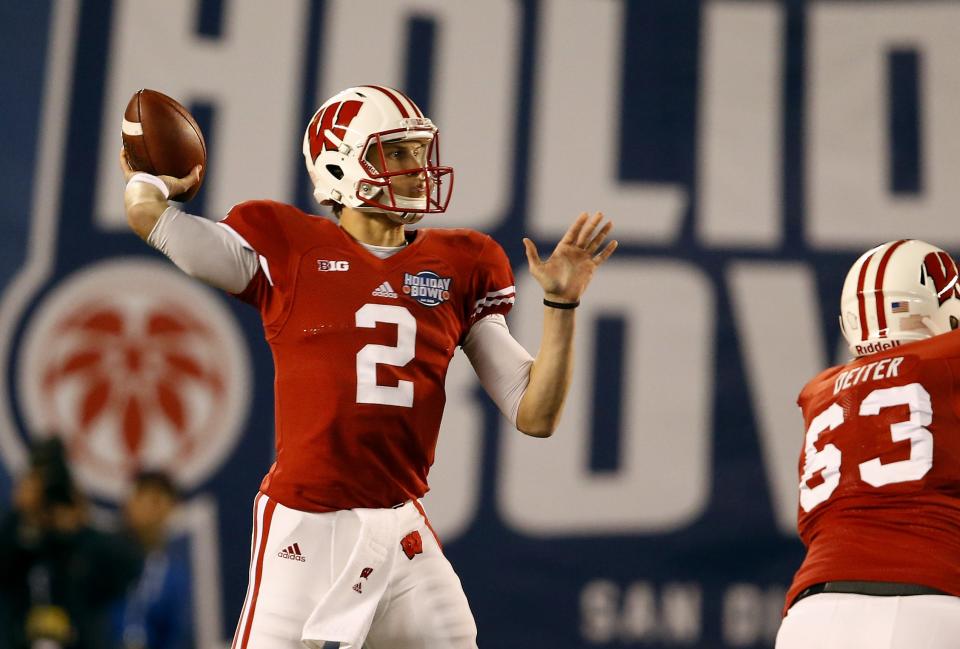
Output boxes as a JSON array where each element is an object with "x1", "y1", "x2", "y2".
[
  {"x1": 840, "y1": 239, "x2": 960, "y2": 356},
  {"x1": 302, "y1": 85, "x2": 453, "y2": 224}
]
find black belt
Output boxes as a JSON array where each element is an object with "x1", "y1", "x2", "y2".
[{"x1": 793, "y1": 581, "x2": 951, "y2": 607}]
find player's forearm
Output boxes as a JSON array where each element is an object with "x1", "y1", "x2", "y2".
[
  {"x1": 124, "y1": 182, "x2": 169, "y2": 240},
  {"x1": 515, "y1": 307, "x2": 576, "y2": 437}
]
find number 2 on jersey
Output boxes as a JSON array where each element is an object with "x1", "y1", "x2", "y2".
[
  {"x1": 800, "y1": 383, "x2": 933, "y2": 512},
  {"x1": 355, "y1": 304, "x2": 417, "y2": 407}
]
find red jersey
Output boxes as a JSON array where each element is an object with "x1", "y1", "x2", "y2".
[
  {"x1": 221, "y1": 201, "x2": 515, "y2": 512},
  {"x1": 785, "y1": 330, "x2": 960, "y2": 612}
]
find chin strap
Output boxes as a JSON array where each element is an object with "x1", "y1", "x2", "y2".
[
  {"x1": 395, "y1": 212, "x2": 423, "y2": 224},
  {"x1": 349, "y1": 184, "x2": 427, "y2": 224},
  {"x1": 350, "y1": 206, "x2": 424, "y2": 226}
]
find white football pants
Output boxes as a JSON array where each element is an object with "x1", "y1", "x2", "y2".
[
  {"x1": 776, "y1": 592, "x2": 960, "y2": 649},
  {"x1": 231, "y1": 493, "x2": 478, "y2": 649}
]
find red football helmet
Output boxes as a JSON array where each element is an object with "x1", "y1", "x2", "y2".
[{"x1": 302, "y1": 85, "x2": 454, "y2": 224}]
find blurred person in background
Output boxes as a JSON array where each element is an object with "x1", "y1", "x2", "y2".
[
  {"x1": 0, "y1": 438, "x2": 143, "y2": 649},
  {"x1": 111, "y1": 470, "x2": 193, "y2": 649}
]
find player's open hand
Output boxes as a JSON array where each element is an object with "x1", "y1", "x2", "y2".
[
  {"x1": 522, "y1": 212, "x2": 617, "y2": 304},
  {"x1": 119, "y1": 147, "x2": 201, "y2": 198}
]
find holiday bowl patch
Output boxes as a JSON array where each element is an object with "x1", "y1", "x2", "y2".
[{"x1": 402, "y1": 271, "x2": 452, "y2": 307}]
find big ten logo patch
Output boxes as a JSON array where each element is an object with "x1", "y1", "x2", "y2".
[
  {"x1": 14, "y1": 259, "x2": 251, "y2": 501},
  {"x1": 317, "y1": 260, "x2": 350, "y2": 272}
]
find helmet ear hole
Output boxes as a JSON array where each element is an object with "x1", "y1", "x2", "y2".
[
  {"x1": 950, "y1": 316, "x2": 958, "y2": 331},
  {"x1": 325, "y1": 164, "x2": 344, "y2": 180}
]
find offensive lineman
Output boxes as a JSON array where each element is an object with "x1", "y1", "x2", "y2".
[
  {"x1": 119, "y1": 85, "x2": 617, "y2": 649},
  {"x1": 776, "y1": 240, "x2": 960, "y2": 649}
]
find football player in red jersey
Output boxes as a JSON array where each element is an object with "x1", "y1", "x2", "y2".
[
  {"x1": 776, "y1": 240, "x2": 960, "y2": 649},
  {"x1": 119, "y1": 85, "x2": 616, "y2": 649}
]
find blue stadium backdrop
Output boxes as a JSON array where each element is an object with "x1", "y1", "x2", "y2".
[{"x1": 3, "y1": 1, "x2": 959, "y2": 647}]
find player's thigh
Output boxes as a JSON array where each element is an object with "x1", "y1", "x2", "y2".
[
  {"x1": 776, "y1": 593, "x2": 960, "y2": 649},
  {"x1": 233, "y1": 498, "x2": 344, "y2": 649},
  {"x1": 889, "y1": 595, "x2": 960, "y2": 649},
  {"x1": 365, "y1": 531, "x2": 477, "y2": 649},
  {"x1": 776, "y1": 594, "x2": 881, "y2": 649}
]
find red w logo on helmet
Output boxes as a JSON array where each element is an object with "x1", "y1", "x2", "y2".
[
  {"x1": 307, "y1": 100, "x2": 363, "y2": 161},
  {"x1": 922, "y1": 251, "x2": 960, "y2": 305}
]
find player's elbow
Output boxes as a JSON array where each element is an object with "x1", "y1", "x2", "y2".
[
  {"x1": 515, "y1": 413, "x2": 559, "y2": 438},
  {"x1": 519, "y1": 425, "x2": 556, "y2": 439},
  {"x1": 125, "y1": 203, "x2": 160, "y2": 241},
  {"x1": 514, "y1": 393, "x2": 564, "y2": 437}
]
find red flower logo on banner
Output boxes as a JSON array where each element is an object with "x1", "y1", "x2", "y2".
[
  {"x1": 18, "y1": 260, "x2": 251, "y2": 501},
  {"x1": 38, "y1": 302, "x2": 226, "y2": 474}
]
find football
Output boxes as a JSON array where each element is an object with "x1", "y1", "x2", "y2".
[{"x1": 122, "y1": 89, "x2": 206, "y2": 202}]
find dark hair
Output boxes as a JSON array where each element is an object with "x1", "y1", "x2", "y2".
[
  {"x1": 331, "y1": 202, "x2": 343, "y2": 219},
  {"x1": 133, "y1": 470, "x2": 180, "y2": 501},
  {"x1": 29, "y1": 437, "x2": 76, "y2": 506}
]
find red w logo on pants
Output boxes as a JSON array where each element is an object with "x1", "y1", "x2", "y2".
[
  {"x1": 400, "y1": 531, "x2": 423, "y2": 560},
  {"x1": 307, "y1": 100, "x2": 363, "y2": 161}
]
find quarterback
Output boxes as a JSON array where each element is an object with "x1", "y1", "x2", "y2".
[
  {"x1": 119, "y1": 85, "x2": 616, "y2": 649},
  {"x1": 776, "y1": 240, "x2": 960, "y2": 649}
]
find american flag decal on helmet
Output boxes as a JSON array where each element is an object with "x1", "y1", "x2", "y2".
[{"x1": 855, "y1": 239, "x2": 909, "y2": 341}]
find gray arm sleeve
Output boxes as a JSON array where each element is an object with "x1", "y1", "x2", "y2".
[
  {"x1": 146, "y1": 207, "x2": 260, "y2": 293},
  {"x1": 462, "y1": 314, "x2": 534, "y2": 427}
]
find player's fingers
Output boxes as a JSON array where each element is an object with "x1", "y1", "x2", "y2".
[
  {"x1": 523, "y1": 238, "x2": 542, "y2": 267},
  {"x1": 118, "y1": 147, "x2": 133, "y2": 177},
  {"x1": 179, "y1": 165, "x2": 202, "y2": 187},
  {"x1": 586, "y1": 221, "x2": 613, "y2": 253},
  {"x1": 576, "y1": 212, "x2": 604, "y2": 248},
  {"x1": 562, "y1": 212, "x2": 590, "y2": 245},
  {"x1": 593, "y1": 240, "x2": 618, "y2": 265},
  {"x1": 166, "y1": 165, "x2": 202, "y2": 194}
]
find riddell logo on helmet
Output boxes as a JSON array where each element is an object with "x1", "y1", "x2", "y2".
[{"x1": 855, "y1": 340, "x2": 902, "y2": 355}]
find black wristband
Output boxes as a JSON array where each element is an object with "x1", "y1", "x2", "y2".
[{"x1": 543, "y1": 298, "x2": 580, "y2": 309}]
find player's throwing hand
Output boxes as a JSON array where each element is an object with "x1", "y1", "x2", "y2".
[
  {"x1": 119, "y1": 147, "x2": 201, "y2": 199},
  {"x1": 522, "y1": 211, "x2": 618, "y2": 304}
]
